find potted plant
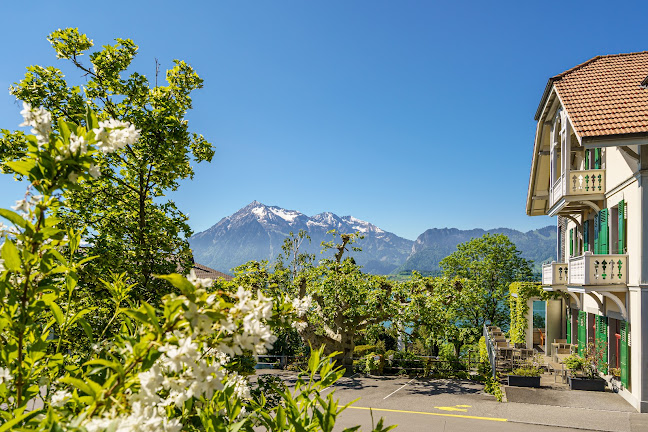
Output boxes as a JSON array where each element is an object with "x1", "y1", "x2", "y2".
[
  {"x1": 564, "y1": 343, "x2": 607, "y2": 392},
  {"x1": 507, "y1": 356, "x2": 543, "y2": 387}
]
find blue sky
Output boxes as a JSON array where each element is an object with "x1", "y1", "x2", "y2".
[{"x1": 1, "y1": 1, "x2": 647, "y2": 240}]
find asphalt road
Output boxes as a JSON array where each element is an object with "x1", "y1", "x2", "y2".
[{"x1": 255, "y1": 371, "x2": 646, "y2": 432}]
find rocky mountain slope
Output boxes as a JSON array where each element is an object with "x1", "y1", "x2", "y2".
[
  {"x1": 395, "y1": 226, "x2": 556, "y2": 275},
  {"x1": 189, "y1": 201, "x2": 556, "y2": 276},
  {"x1": 189, "y1": 201, "x2": 413, "y2": 274}
]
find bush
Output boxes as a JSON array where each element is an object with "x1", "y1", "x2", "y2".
[
  {"x1": 479, "y1": 336, "x2": 489, "y2": 364},
  {"x1": 511, "y1": 366, "x2": 542, "y2": 377},
  {"x1": 354, "y1": 344, "x2": 377, "y2": 357},
  {"x1": 251, "y1": 375, "x2": 287, "y2": 409},
  {"x1": 563, "y1": 354, "x2": 585, "y2": 372},
  {"x1": 484, "y1": 377, "x2": 503, "y2": 402},
  {"x1": 361, "y1": 353, "x2": 384, "y2": 375}
]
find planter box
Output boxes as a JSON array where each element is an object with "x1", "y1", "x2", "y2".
[
  {"x1": 568, "y1": 377, "x2": 606, "y2": 392},
  {"x1": 507, "y1": 375, "x2": 541, "y2": 387}
]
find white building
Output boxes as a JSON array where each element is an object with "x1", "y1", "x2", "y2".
[{"x1": 526, "y1": 52, "x2": 648, "y2": 412}]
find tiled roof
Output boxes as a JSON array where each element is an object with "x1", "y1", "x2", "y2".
[
  {"x1": 546, "y1": 52, "x2": 648, "y2": 138},
  {"x1": 193, "y1": 263, "x2": 234, "y2": 281}
]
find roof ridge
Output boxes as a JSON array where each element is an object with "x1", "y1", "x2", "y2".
[{"x1": 553, "y1": 51, "x2": 648, "y2": 80}]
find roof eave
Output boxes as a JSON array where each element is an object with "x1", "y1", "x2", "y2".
[
  {"x1": 581, "y1": 132, "x2": 648, "y2": 147},
  {"x1": 534, "y1": 78, "x2": 557, "y2": 121}
]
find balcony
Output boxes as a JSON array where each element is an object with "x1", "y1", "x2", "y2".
[
  {"x1": 542, "y1": 262, "x2": 569, "y2": 287},
  {"x1": 549, "y1": 169, "x2": 606, "y2": 209},
  {"x1": 568, "y1": 252, "x2": 628, "y2": 287}
]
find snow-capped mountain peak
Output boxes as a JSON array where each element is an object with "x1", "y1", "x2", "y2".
[{"x1": 190, "y1": 201, "x2": 413, "y2": 275}]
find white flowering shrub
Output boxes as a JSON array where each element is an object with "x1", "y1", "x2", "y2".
[{"x1": 0, "y1": 105, "x2": 393, "y2": 431}]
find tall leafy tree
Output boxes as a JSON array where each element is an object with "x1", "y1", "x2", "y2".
[
  {"x1": 439, "y1": 233, "x2": 533, "y2": 329},
  {"x1": 1, "y1": 28, "x2": 214, "y2": 303},
  {"x1": 297, "y1": 232, "x2": 395, "y2": 373}
]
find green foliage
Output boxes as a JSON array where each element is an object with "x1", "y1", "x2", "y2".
[
  {"x1": 3, "y1": 28, "x2": 214, "y2": 312},
  {"x1": 226, "y1": 354, "x2": 257, "y2": 376},
  {"x1": 360, "y1": 353, "x2": 384, "y2": 375},
  {"x1": 0, "y1": 63, "x2": 392, "y2": 431},
  {"x1": 478, "y1": 337, "x2": 489, "y2": 364},
  {"x1": 511, "y1": 366, "x2": 543, "y2": 377},
  {"x1": 299, "y1": 231, "x2": 395, "y2": 371},
  {"x1": 511, "y1": 355, "x2": 544, "y2": 377},
  {"x1": 251, "y1": 375, "x2": 287, "y2": 409},
  {"x1": 564, "y1": 343, "x2": 607, "y2": 379},
  {"x1": 440, "y1": 234, "x2": 533, "y2": 330},
  {"x1": 254, "y1": 346, "x2": 395, "y2": 432},
  {"x1": 483, "y1": 377, "x2": 503, "y2": 402},
  {"x1": 508, "y1": 282, "x2": 559, "y2": 344},
  {"x1": 269, "y1": 327, "x2": 306, "y2": 357},
  {"x1": 354, "y1": 345, "x2": 377, "y2": 357},
  {"x1": 563, "y1": 354, "x2": 585, "y2": 372},
  {"x1": 398, "y1": 272, "x2": 477, "y2": 357}
]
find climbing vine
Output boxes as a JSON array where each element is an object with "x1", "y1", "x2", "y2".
[{"x1": 508, "y1": 282, "x2": 560, "y2": 344}]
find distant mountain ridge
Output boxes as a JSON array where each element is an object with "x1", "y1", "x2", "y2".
[
  {"x1": 189, "y1": 201, "x2": 413, "y2": 275},
  {"x1": 397, "y1": 226, "x2": 556, "y2": 275},
  {"x1": 189, "y1": 201, "x2": 556, "y2": 276}
]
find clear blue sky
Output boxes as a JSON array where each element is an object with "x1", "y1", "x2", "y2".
[{"x1": 1, "y1": 1, "x2": 646, "y2": 240}]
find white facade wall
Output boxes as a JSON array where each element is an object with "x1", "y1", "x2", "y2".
[{"x1": 544, "y1": 120, "x2": 648, "y2": 411}]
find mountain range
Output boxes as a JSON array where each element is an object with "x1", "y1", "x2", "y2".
[{"x1": 189, "y1": 201, "x2": 556, "y2": 276}]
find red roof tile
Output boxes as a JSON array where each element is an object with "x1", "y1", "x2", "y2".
[{"x1": 545, "y1": 52, "x2": 648, "y2": 138}]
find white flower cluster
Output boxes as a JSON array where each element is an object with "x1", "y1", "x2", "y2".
[
  {"x1": 20, "y1": 102, "x2": 52, "y2": 147},
  {"x1": 290, "y1": 295, "x2": 312, "y2": 331},
  {"x1": 81, "y1": 282, "x2": 276, "y2": 431},
  {"x1": 187, "y1": 269, "x2": 212, "y2": 289},
  {"x1": 0, "y1": 367, "x2": 12, "y2": 384},
  {"x1": 93, "y1": 119, "x2": 141, "y2": 153},
  {"x1": 50, "y1": 389, "x2": 72, "y2": 407},
  {"x1": 11, "y1": 193, "x2": 42, "y2": 215},
  {"x1": 291, "y1": 295, "x2": 312, "y2": 318},
  {"x1": 217, "y1": 287, "x2": 277, "y2": 356},
  {"x1": 226, "y1": 372, "x2": 251, "y2": 400},
  {"x1": 83, "y1": 406, "x2": 182, "y2": 432}
]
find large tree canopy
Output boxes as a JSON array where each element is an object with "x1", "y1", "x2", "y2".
[
  {"x1": 1, "y1": 28, "x2": 214, "y2": 304},
  {"x1": 439, "y1": 233, "x2": 533, "y2": 329}
]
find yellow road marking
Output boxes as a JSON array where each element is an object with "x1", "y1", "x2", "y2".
[
  {"x1": 456, "y1": 405, "x2": 472, "y2": 408},
  {"x1": 347, "y1": 406, "x2": 507, "y2": 422},
  {"x1": 435, "y1": 406, "x2": 467, "y2": 412}
]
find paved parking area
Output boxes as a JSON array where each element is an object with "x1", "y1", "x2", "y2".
[{"x1": 255, "y1": 370, "x2": 646, "y2": 432}]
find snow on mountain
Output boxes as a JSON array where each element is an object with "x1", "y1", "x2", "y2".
[{"x1": 189, "y1": 201, "x2": 413, "y2": 275}]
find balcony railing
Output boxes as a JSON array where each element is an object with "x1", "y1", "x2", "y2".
[
  {"x1": 568, "y1": 252, "x2": 628, "y2": 286},
  {"x1": 550, "y1": 169, "x2": 606, "y2": 207},
  {"x1": 542, "y1": 262, "x2": 569, "y2": 286}
]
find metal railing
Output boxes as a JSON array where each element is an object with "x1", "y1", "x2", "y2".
[{"x1": 483, "y1": 324, "x2": 497, "y2": 378}]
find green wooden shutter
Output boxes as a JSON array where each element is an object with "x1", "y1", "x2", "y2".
[
  {"x1": 585, "y1": 149, "x2": 590, "y2": 170},
  {"x1": 578, "y1": 311, "x2": 587, "y2": 356},
  {"x1": 620, "y1": 321, "x2": 629, "y2": 388},
  {"x1": 599, "y1": 209, "x2": 609, "y2": 254},
  {"x1": 584, "y1": 220, "x2": 590, "y2": 252},
  {"x1": 596, "y1": 316, "x2": 608, "y2": 373},
  {"x1": 594, "y1": 213, "x2": 600, "y2": 254},
  {"x1": 594, "y1": 148, "x2": 602, "y2": 169},
  {"x1": 569, "y1": 229, "x2": 574, "y2": 256},
  {"x1": 618, "y1": 200, "x2": 626, "y2": 254},
  {"x1": 566, "y1": 309, "x2": 572, "y2": 344}
]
